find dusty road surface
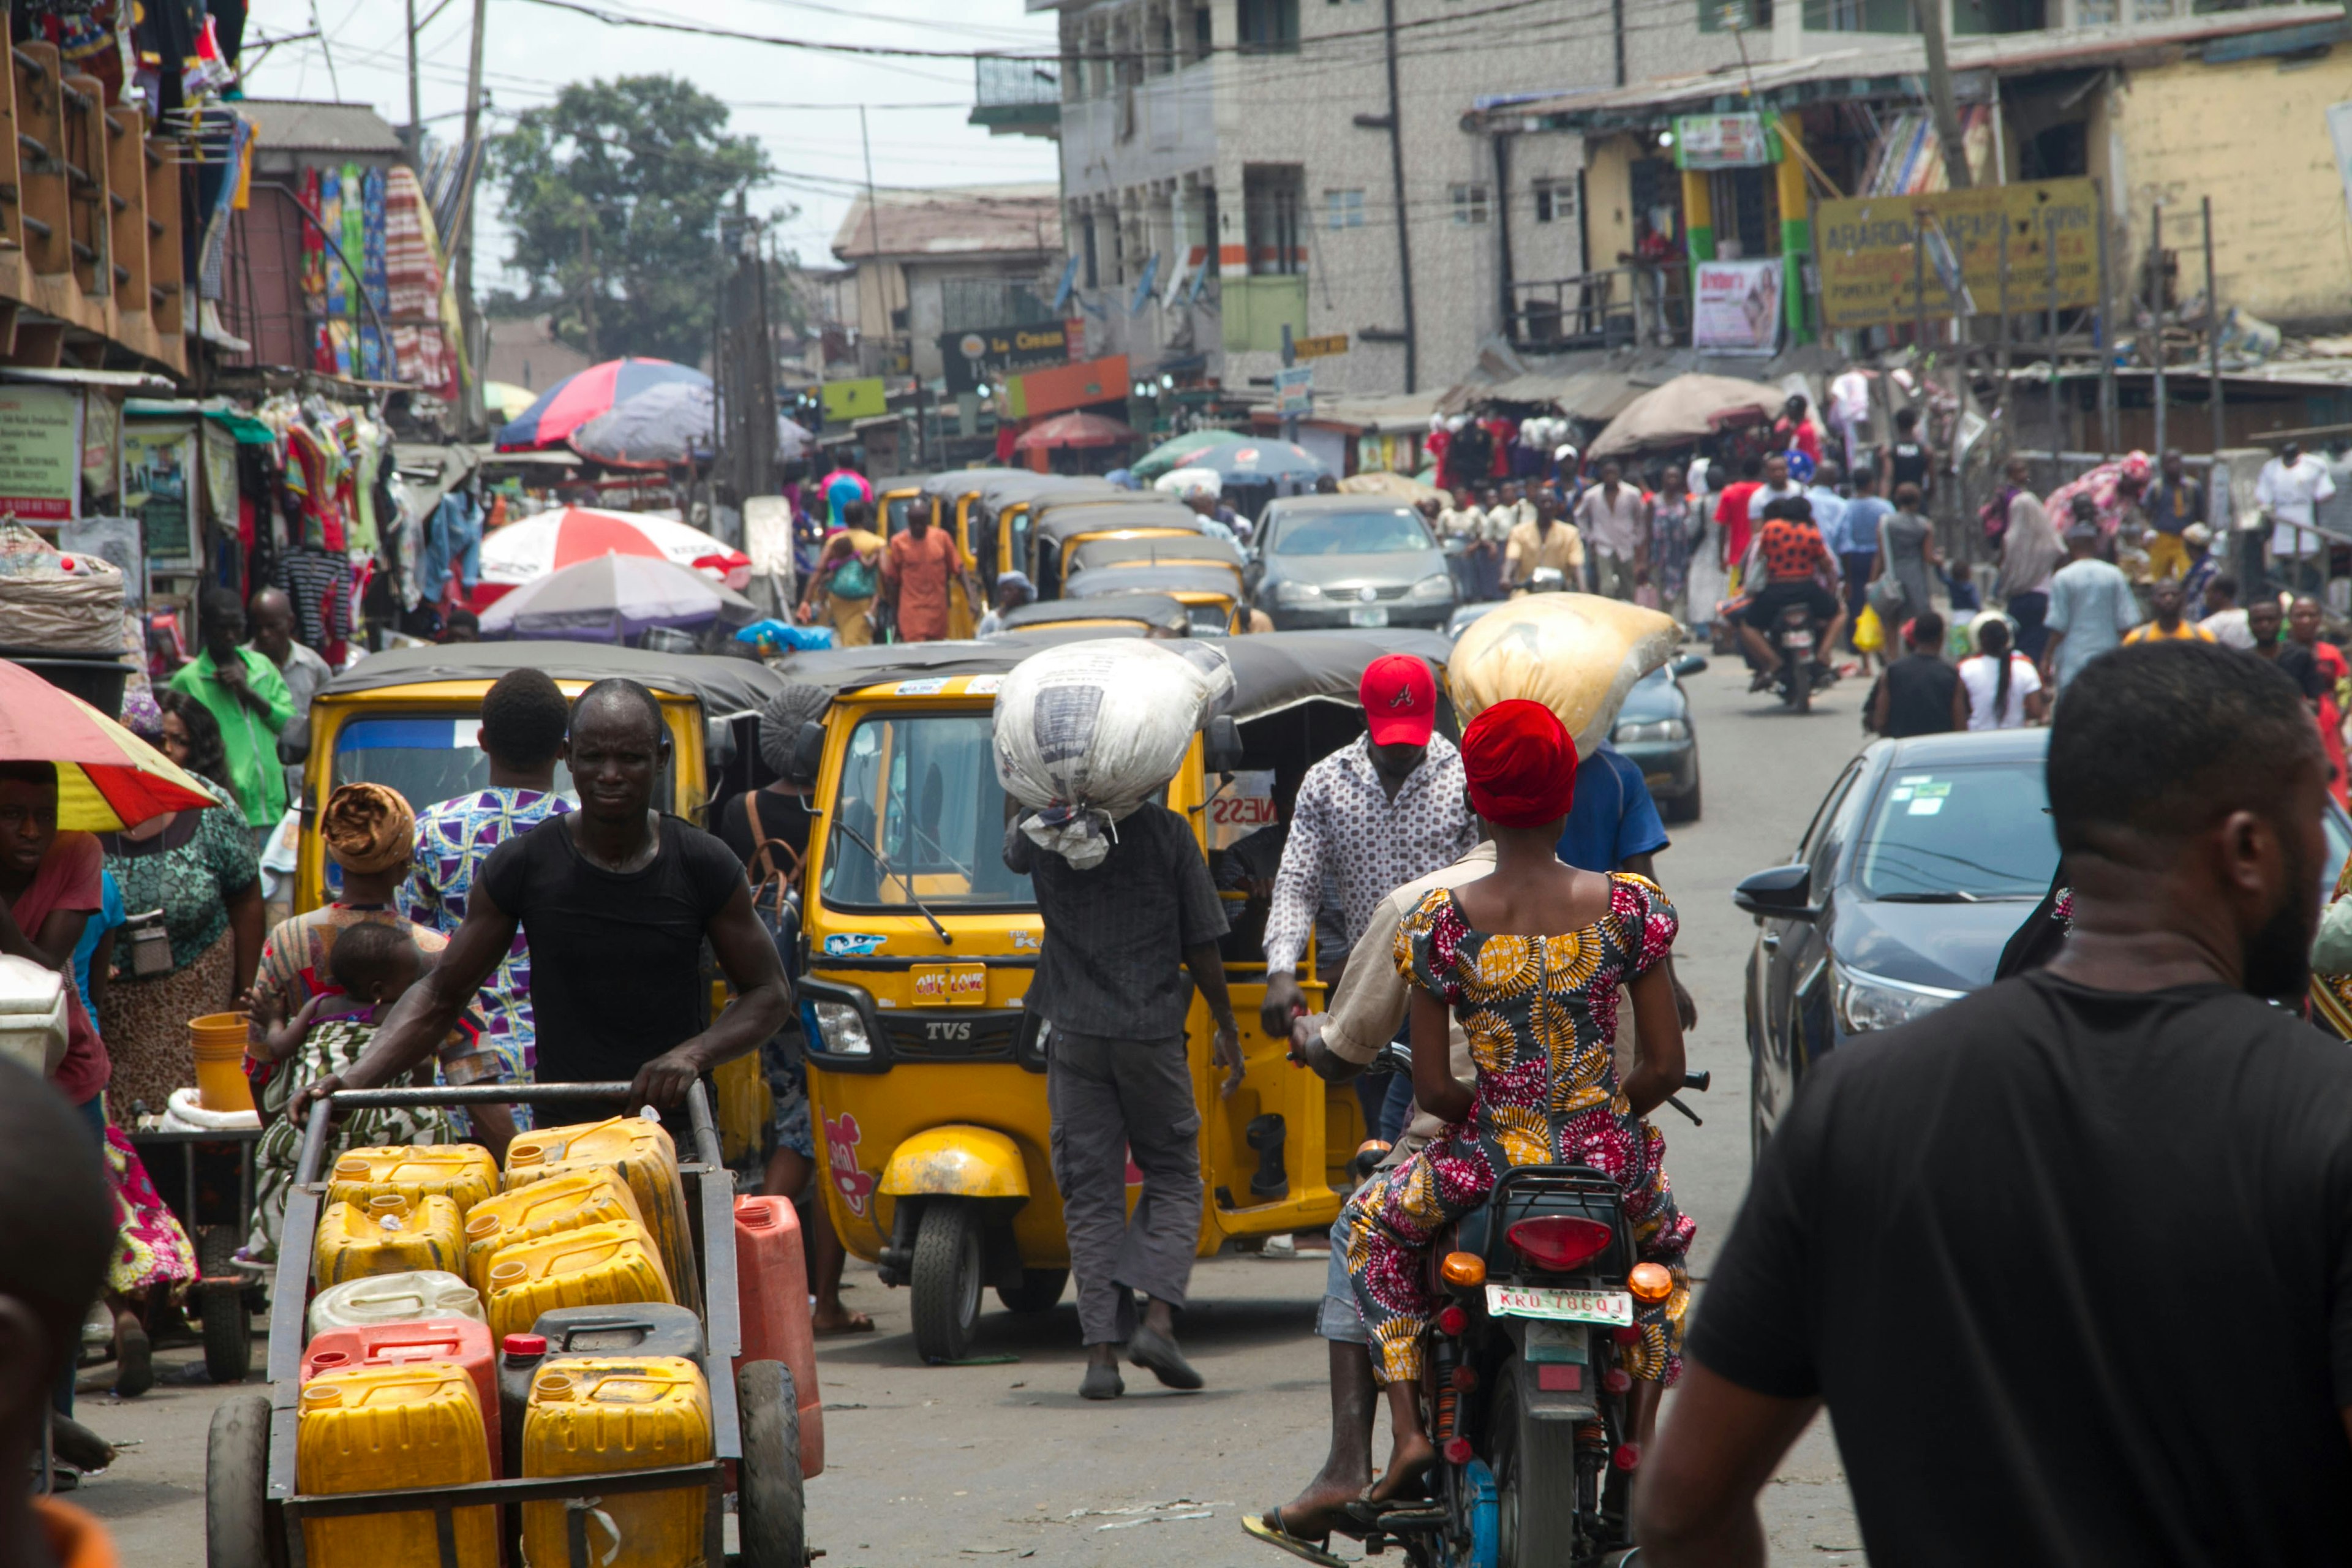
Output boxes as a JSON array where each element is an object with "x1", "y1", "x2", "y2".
[{"x1": 74, "y1": 655, "x2": 1872, "y2": 1566}]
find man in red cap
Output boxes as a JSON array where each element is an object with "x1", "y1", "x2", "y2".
[{"x1": 1259, "y1": 654, "x2": 1477, "y2": 1050}]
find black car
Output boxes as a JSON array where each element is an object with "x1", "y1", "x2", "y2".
[
  {"x1": 1246, "y1": 494, "x2": 1457, "y2": 631},
  {"x1": 1734, "y1": 726, "x2": 2350, "y2": 1161}
]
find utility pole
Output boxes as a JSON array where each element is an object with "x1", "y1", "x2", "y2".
[
  {"x1": 859, "y1": 107, "x2": 887, "y2": 360},
  {"x1": 457, "y1": 0, "x2": 489, "y2": 432},
  {"x1": 404, "y1": 0, "x2": 422, "y2": 156},
  {"x1": 2149, "y1": 202, "x2": 2165, "y2": 461},
  {"x1": 1381, "y1": 0, "x2": 1416, "y2": 391},
  {"x1": 1910, "y1": 0, "x2": 1972, "y2": 191},
  {"x1": 2203, "y1": 195, "x2": 2225, "y2": 458}
]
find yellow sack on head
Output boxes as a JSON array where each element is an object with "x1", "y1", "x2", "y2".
[
  {"x1": 1448, "y1": 594, "x2": 1681, "y2": 760},
  {"x1": 1853, "y1": 603, "x2": 1885, "y2": 654}
]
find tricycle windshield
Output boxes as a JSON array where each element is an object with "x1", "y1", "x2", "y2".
[
  {"x1": 822, "y1": 711, "x2": 1036, "y2": 911},
  {"x1": 334, "y1": 715, "x2": 582, "y2": 810}
]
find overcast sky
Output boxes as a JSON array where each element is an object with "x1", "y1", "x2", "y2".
[{"x1": 243, "y1": 0, "x2": 1062, "y2": 287}]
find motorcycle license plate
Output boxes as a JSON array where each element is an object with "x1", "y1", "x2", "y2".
[
  {"x1": 1781, "y1": 630, "x2": 1814, "y2": 650},
  {"x1": 909, "y1": 963, "x2": 989, "y2": 1007},
  {"x1": 1485, "y1": 1284, "x2": 1634, "y2": 1327},
  {"x1": 1348, "y1": 605, "x2": 1390, "y2": 627}
]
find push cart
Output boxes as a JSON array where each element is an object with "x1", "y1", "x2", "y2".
[
  {"x1": 128, "y1": 1121, "x2": 265, "y2": 1385},
  {"x1": 203, "y1": 1082, "x2": 809, "y2": 1567}
]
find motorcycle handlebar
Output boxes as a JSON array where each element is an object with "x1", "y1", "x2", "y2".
[{"x1": 1683, "y1": 1069, "x2": 1711, "y2": 1092}]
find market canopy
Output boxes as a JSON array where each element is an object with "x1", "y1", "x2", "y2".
[
  {"x1": 479, "y1": 506, "x2": 744, "y2": 589},
  {"x1": 478, "y1": 552, "x2": 758, "y2": 643},
  {"x1": 1013, "y1": 412, "x2": 1137, "y2": 453},
  {"x1": 1178, "y1": 439, "x2": 1331, "y2": 483},
  {"x1": 494, "y1": 357, "x2": 711, "y2": 451},
  {"x1": 1131, "y1": 428, "x2": 1247, "y2": 481},
  {"x1": 1585, "y1": 373, "x2": 1784, "y2": 459}
]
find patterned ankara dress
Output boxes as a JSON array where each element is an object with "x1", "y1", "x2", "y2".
[{"x1": 1343, "y1": 873, "x2": 1696, "y2": 1385}]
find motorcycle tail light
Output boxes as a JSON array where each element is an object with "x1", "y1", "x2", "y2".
[
  {"x1": 1440, "y1": 1251, "x2": 1486, "y2": 1288},
  {"x1": 1611, "y1": 1325, "x2": 1642, "y2": 1346},
  {"x1": 1450, "y1": 1365, "x2": 1478, "y2": 1392},
  {"x1": 1612, "y1": 1443, "x2": 1642, "y2": 1472},
  {"x1": 1436, "y1": 1305, "x2": 1469, "y2": 1336},
  {"x1": 1442, "y1": 1436, "x2": 1475, "y2": 1465},
  {"x1": 1505, "y1": 1216, "x2": 1613, "y2": 1272},
  {"x1": 1602, "y1": 1367, "x2": 1632, "y2": 1395},
  {"x1": 1627, "y1": 1262, "x2": 1675, "y2": 1303}
]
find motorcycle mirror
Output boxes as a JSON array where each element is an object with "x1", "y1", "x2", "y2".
[
  {"x1": 1528, "y1": 567, "x2": 1567, "y2": 594},
  {"x1": 1204, "y1": 714, "x2": 1245, "y2": 775},
  {"x1": 1671, "y1": 653, "x2": 1709, "y2": 678}
]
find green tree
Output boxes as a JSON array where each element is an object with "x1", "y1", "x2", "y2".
[{"x1": 492, "y1": 75, "x2": 772, "y2": 365}]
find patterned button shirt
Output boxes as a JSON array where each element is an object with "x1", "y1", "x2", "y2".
[
  {"x1": 1263, "y1": 734, "x2": 1478, "y2": 977},
  {"x1": 399, "y1": 788, "x2": 575, "y2": 1096}
]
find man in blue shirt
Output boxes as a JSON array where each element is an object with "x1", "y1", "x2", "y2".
[
  {"x1": 1834, "y1": 467, "x2": 1895, "y2": 665},
  {"x1": 1558, "y1": 741, "x2": 1697, "y2": 1030}
]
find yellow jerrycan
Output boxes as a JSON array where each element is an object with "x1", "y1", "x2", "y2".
[
  {"x1": 296, "y1": 1361, "x2": 497, "y2": 1568},
  {"x1": 325, "y1": 1144, "x2": 498, "y2": 1217},
  {"x1": 505, "y1": 1116, "x2": 698, "y2": 1314},
  {"x1": 521, "y1": 1357, "x2": 712, "y2": 1568},
  {"x1": 314, "y1": 1193, "x2": 466, "y2": 1287},
  {"x1": 481, "y1": 1219, "x2": 671, "y2": 1343},
  {"x1": 461, "y1": 1166, "x2": 645, "y2": 1297}
]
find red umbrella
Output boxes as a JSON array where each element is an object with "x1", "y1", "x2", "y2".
[
  {"x1": 494, "y1": 357, "x2": 712, "y2": 452},
  {"x1": 1014, "y1": 412, "x2": 1138, "y2": 453},
  {"x1": 0, "y1": 661, "x2": 219, "y2": 831}
]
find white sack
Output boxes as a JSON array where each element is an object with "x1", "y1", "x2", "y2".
[{"x1": 993, "y1": 638, "x2": 1233, "y2": 869}]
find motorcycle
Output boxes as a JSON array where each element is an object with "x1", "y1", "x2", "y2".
[
  {"x1": 1770, "y1": 602, "x2": 1828, "y2": 713},
  {"x1": 1338, "y1": 1069, "x2": 1709, "y2": 1568}
]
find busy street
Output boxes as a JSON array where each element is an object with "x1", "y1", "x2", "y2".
[{"x1": 57, "y1": 655, "x2": 1865, "y2": 1568}]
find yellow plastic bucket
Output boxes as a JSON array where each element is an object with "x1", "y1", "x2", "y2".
[{"x1": 189, "y1": 1012, "x2": 254, "y2": 1115}]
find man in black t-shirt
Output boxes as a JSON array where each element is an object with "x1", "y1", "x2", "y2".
[
  {"x1": 1868, "y1": 610, "x2": 1962, "y2": 737},
  {"x1": 1638, "y1": 640, "x2": 2352, "y2": 1566},
  {"x1": 296, "y1": 678, "x2": 792, "y2": 1120}
]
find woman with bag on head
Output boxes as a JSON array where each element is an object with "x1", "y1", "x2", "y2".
[{"x1": 716, "y1": 684, "x2": 874, "y2": 1335}]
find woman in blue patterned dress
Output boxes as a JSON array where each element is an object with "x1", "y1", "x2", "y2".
[{"x1": 1343, "y1": 698, "x2": 1695, "y2": 1502}]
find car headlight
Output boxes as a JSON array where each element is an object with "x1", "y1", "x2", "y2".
[
  {"x1": 1275, "y1": 580, "x2": 1325, "y2": 606},
  {"x1": 1613, "y1": 718, "x2": 1689, "y2": 744},
  {"x1": 810, "y1": 1000, "x2": 873, "y2": 1056},
  {"x1": 1406, "y1": 573, "x2": 1455, "y2": 603},
  {"x1": 1832, "y1": 964, "x2": 1964, "y2": 1035}
]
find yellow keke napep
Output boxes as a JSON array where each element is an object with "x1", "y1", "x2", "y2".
[
  {"x1": 1025, "y1": 497, "x2": 1213, "y2": 600},
  {"x1": 1063, "y1": 562, "x2": 1250, "y2": 638},
  {"x1": 970, "y1": 473, "x2": 1124, "y2": 584},
  {"x1": 295, "y1": 640, "x2": 793, "y2": 1161},
  {"x1": 779, "y1": 630, "x2": 1454, "y2": 1363},
  {"x1": 995, "y1": 595, "x2": 1194, "y2": 639}
]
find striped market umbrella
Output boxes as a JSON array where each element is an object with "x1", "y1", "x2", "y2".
[
  {"x1": 1012, "y1": 411, "x2": 1137, "y2": 453},
  {"x1": 478, "y1": 554, "x2": 758, "y2": 643},
  {"x1": 493, "y1": 357, "x2": 712, "y2": 452},
  {"x1": 478, "y1": 507, "x2": 747, "y2": 589},
  {"x1": 0, "y1": 660, "x2": 220, "y2": 831},
  {"x1": 1131, "y1": 428, "x2": 1247, "y2": 481}
]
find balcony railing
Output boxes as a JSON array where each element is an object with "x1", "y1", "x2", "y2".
[
  {"x1": 1508, "y1": 265, "x2": 1688, "y2": 352},
  {"x1": 971, "y1": 55, "x2": 1061, "y2": 133}
]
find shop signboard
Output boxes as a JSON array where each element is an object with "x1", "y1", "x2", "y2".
[
  {"x1": 821, "y1": 378, "x2": 889, "y2": 424},
  {"x1": 124, "y1": 421, "x2": 198, "y2": 571},
  {"x1": 1814, "y1": 178, "x2": 2098, "y2": 328},
  {"x1": 0, "y1": 384, "x2": 84, "y2": 521},
  {"x1": 1275, "y1": 366, "x2": 1314, "y2": 417},
  {"x1": 1008, "y1": 354, "x2": 1129, "y2": 421},
  {"x1": 1692, "y1": 258, "x2": 1784, "y2": 355},
  {"x1": 940, "y1": 321, "x2": 1071, "y2": 395},
  {"x1": 1291, "y1": 333, "x2": 1349, "y2": 360},
  {"x1": 1674, "y1": 113, "x2": 1775, "y2": 170}
]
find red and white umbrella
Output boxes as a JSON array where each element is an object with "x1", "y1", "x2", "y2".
[{"x1": 478, "y1": 507, "x2": 751, "y2": 598}]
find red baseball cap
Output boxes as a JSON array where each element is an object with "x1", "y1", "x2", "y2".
[{"x1": 1360, "y1": 654, "x2": 1437, "y2": 747}]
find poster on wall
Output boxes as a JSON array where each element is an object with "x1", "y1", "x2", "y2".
[
  {"x1": 79, "y1": 392, "x2": 119, "y2": 505},
  {"x1": 1675, "y1": 113, "x2": 1774, "y2": 170},
  {"x1": 124, "y1": 422, "x2": 199, "y2": 571},
  {"x1": 0, "y1": 384, "x2": 85, "y2": 521},
  {"x1": 202, "y1": 420, "x2": 239, "y2": 529},
  {"x1": 1692, "y1": 258, "x2": 1784, "y2": 355}
]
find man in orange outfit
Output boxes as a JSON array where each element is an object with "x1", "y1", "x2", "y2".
[{"x1": 882, "y1": 500, "x2": 974, "y2": 643}]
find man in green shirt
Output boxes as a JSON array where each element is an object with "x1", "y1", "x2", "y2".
[{"x1": 169, "y1": 588, "x2": 293, "y2": 840}]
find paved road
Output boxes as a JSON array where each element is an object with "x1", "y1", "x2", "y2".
[{"x1": 74, "y1": 652, "x2": 1872, "y2": 1566}]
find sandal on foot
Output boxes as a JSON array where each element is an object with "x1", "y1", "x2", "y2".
[
  {"x1": 1079, "y1": 1362, "x2": 1125, "y2": 1400},
  {"x1": 1242, "y1": 1509, "x2": 1350, "y2": 1567}
]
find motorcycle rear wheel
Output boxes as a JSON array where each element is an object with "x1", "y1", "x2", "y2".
[
  {"x1": 1784, "y1": 655, "x2": 1812, "y2": 713},
  {"x1": 1487, "y1": 1357, "x2": 1586, "y2": 1567}
]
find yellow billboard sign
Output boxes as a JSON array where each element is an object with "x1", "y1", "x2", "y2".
[{"x1": 1814, "y1": 178, "x2": 2099, "y2": 329}]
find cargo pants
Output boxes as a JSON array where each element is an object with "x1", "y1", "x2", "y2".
[{"x1": 1045, "y1": 1030, "x2": 1203, "y2": 1346}]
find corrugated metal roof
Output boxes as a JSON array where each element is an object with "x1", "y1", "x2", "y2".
[
  {"x1": 1476, "y1": 4, "x2": 2347, "y2": 126},
  {"x1": 832, "y1": 184, "x2": 1061, "y2": 260},
  {"x1": 237, "y1": 99, "x2": 405, "y2": 156}
]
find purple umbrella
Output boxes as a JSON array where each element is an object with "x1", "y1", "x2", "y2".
[{"x1": 478, "y1": 552, "x2": 757, "y2": 643}]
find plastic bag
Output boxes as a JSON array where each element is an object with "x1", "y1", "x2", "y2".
[
  {"x1": 1853, "y1": 603, "x2": 1885, "y2": 654},
  {"x1": 2312, "y1": 891, "x2": 2352, "y2": 978},
  {"x1": 1448, "y1": 593, "x2": 1678, "y2": 761},
  {"x1": 994, "y1": 639, "x2": 1234, "y2": 869}
]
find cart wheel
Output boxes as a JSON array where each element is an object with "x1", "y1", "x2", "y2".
[
  {"x1": 737, "y1": 1360, "x2": 807, "y2": 1567},
  {"x1": 909, "y1": 1200, "x2": 982, "y2": 1364},
  {"x1": 197, "y1": 1283, "x2": 252, "y2": 1385},
  {"x1": 206, "y1": 1395, "x2": 270, "y2": 1568},
  {"x1": 997, "y1": 1268, "x2": 1068, "y2": 1315}
]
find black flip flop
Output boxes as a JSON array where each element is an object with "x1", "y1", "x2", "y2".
[{"x1": 1242, "y1": 1509, "x2": 1350, "y2": 1567}]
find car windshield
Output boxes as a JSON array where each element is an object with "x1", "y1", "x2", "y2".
[
  {"x1": 1269, "y1": 508, "x2": 1432, "y2": 557},
  {"x1": 1853, "y1": 760, "x2": 2056, "y2": 902},
  {"x1": 822, "y1": 712, "x2": 1035, "y2": 910},
  {"x1": 335, "y1": 715, "x2": 582, "y2": 813}
]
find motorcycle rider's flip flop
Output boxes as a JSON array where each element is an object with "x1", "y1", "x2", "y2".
[{"x1": 1241, "y1": 1509, "x2": 1351, "y2": 1567}]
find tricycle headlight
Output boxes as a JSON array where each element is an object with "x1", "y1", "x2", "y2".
[
  {"x1": 1832, "y1": 965, "x2": 1961, "y2": 1035},
  {"x1": 1612, "y1": 718, "x2": 1689, "y2": 744},
  {"x1": 1275, "y1": 580, "x2": 1325, "y2": 606},
  {"x1": 1406, "y1": 573, "x2": 1454, "y2": 603},
  {"x1": 810, "y1": 1000, "x2": 872, "y2": 1056}
]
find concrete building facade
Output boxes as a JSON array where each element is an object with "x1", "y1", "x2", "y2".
[{"x1": 830, "y1": 184, "x2": 1064, "y2": 382}]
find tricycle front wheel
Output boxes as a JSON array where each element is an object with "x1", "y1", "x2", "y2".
[
  {"x1": 910, "y1": 1200, "x2": 983, "y2": 1363},
  {"x1": 206, "y1": 1394, "x2": 270, "y2": 1567},
  {"x1": 736, "y1": 1360, "x2": 807, "y2": 1567}
]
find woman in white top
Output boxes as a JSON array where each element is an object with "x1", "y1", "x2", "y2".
[{"x1": 1957, "y1": 617, "x2": 2047, "y2": 731}]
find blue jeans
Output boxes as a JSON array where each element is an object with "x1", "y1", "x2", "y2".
[{"x1": 1317, "y1": 1218, "x2": 1366, "y2": 1343}]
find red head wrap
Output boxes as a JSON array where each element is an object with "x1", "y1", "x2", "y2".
[{"x1": 1460, "y1": 698, "x2": 1579, "y2": 828}]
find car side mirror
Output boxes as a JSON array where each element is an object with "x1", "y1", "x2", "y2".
[
  {"x1": 791, "y1": 720, "x2": 826, "y2": 785},
  {"x1": 1672, "y1": 653, "x2": 1709, "y2": 677},
  {"x1": 1204, "y1": 714, "x2": 1245, "y2": 775},
  {"x1": 1733, "y1": 863, "x2": 1817, "y2": 919}
]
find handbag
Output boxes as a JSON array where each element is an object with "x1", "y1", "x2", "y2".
[
  {"x1": 123, "y1": 909, "x2": 173, "y2": 978},
  {"x1": 829, "y1": 556, "x2": 876, "y2": 600}
]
